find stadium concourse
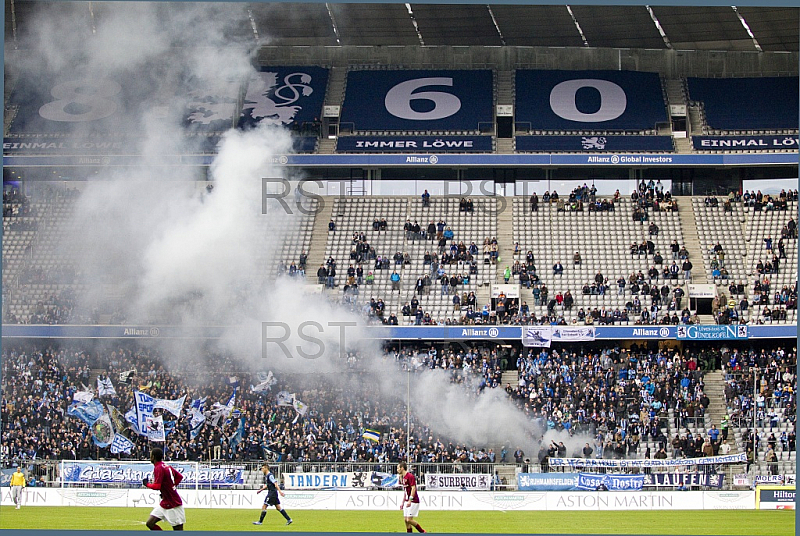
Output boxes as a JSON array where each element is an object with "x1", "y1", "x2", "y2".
[{"x1": 1, "y1": 339, "x2": 796, "y2": 488}]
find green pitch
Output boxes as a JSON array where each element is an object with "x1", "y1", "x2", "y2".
[{"x1": 0, "y1": 507, "x2": 794, "y2": 534}]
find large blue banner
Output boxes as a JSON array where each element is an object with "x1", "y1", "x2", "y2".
[
  {"x1": 238, "y1": 67, "x2": 328, "y2": 129},
  {"x1": 576, "y1": 473, "x2": 644, "y2": 491},
  {"x1": 687, "y1": 77, "x2": 798, "y2": 131},
  {"x1": 516, "y1": 135, "x2": 673, "y2": 153},
  {"x1": 517, "y1": 473, "x2": 644, "y2": 491},
  {"x1": 60, "y1": 462, "x2": 244, "y2": 486},
  {"x1": 336, "y1": 135, "x2": 492, "y2": 153},
  {"x1": 515, "y1": 70, "x2": 667, "y2": 131},
  {"x1": 6, "y1": 152, "x2": 799, "y2": 168},
  {"x1": 340, "y1": 70, "x2": 493, "y2": 132},
  {"x1": 517, "y1": 473, "x2": 581, "y2": 491},
  {"x1": 644, "y1": 473, "x2": 724, "y2": 488},
  {"x1": 676, "y1": 325, "x2": 748, "y2": 341},
  {"x1": 2, "y1": 324, "x2": 795, "y2": 341},
  {"x1": 693, "y1": 135, "x2": 799, "y2": 151}
]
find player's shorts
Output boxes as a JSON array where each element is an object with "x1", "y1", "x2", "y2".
[
  {"x1": 265, "y1": 491, "x2": 280, "y2": 506},
  {"x1": 403, "y1": 502, "x2": 420, "y2": 518},
  {"x1": 150, "y1": 504, "x2": 186, "y2": 526}
]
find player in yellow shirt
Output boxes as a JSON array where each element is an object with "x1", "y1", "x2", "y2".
[{"x1": 10, "y1": 467, "x2": 26, "y2": 509}]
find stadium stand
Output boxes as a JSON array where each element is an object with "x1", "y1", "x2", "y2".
[
  {"x1": 686, "y1": 76, "x2": 799, "y2": 133},
  {"x1": 1, "y1": 340, "x2": 793, "y2": 488},
  {"x1": 339, "y1": 69, "x2": 494, "y2": 134},
  {"x1": 512, "y1": 184, "x2": 690, "y2": 326}
]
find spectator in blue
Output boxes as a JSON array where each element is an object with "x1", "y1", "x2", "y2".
[
  {"x1": 328, "y1": 219, "x2": 336, "y2": 232},
  {"x1": 391, "y1": 271, "x2": 401, "y2": 292},
  {"x1": 421, "y1": 190, "x2": 430, "y2": 207},
  {"x1": 708, "y1": 424, "x2": 720, "y2": 443}
]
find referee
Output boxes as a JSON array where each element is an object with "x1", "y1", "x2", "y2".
[{"x1": 253, "y1": 464, "x2": 293, "y2": 526}]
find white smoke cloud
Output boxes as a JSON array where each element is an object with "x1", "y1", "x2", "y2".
[{"x1": 10, "y1": 2, "x2": 586, "y2": 455}]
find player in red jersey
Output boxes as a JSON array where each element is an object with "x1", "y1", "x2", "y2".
[
  {"x1": 143, "y1": 447, "x2": 185, "y2": 530},
  {"x1": 397, "y1": 462, "x2": 425, "y2": 533}
]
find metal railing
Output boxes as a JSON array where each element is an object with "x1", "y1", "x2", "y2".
[{"x1": 0, "y1": 458, "x2": 766, "y2": 491}]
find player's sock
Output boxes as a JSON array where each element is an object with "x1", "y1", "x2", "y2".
[
  {"x1": 259, "y1": 511, "x2": 267, "y2": 523},
  {"x1": 407, "y1": 529, "x2": 412, "y2": 533},
  {"x1": 149, "y1": 525, "x2": 162, "y2": 531},
  {"x1": 279, "y1": 509, "x2": 291, "y2": 521},
  {"x1": 416, "y1": 526, "x2": 425, "y2": 533}
]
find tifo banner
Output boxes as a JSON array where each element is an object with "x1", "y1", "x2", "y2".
[
  {"x1": 576, "y1": 473, "x2": 644, "y2": 491},
  {"x1": 340, "y1": 70, "x2": 494, "y2": 132},
  {"x1": 154, "y1": 395, "x2": 186, "y2": 418},
  {"x1": 0, "y1": 469, "x2": 16, "y2": 487},
  {"x1": 644, "y1": 473, "x2": 724, "y2": 488},
  {"x1": 676, "y1": 325, "x2": 748, "y2": 340},
  {"x1": 336, "y1": 136, "x2": 492, "y2": 153},
  {"x1": 0, "y1": 488, "x2": 757, "y2": 511},
  {"x1": 424, "y1": 474, "x2": 491, "y2": 491},
  {"x1": 549, "y1": 453, "x2": 746, "y2": 468},
  {"x1": 59, "y1": 462, "x2": 244, "y2": 486},
  {"x1": 284, "y1": 472, "x2": 382, "y2": 490},
  {"x1": 752, "y1": 474, "x2": 793, "y2": 487},
  {"x1": 693, "y1": 135, "x2": 799, "y2": 151},
  {"x1": 518, "y1": 473, "x2": 580, "y2": 491},
  {"x1": 515, "y1": 135, "x2": 673, "y2": 153},
  {"x1": 522, "y1": 327, "x2": 552, "y2": 348},
  {"x1": 238, "y1": 67, "x2": 329, "y2": 128},
  {"x1": 515, "y1": 70, "x2": 667, "y2": 131},
  {"x1": 517, "y1": 473, "x2": 643, "y2": 491},
  {"x1": 551, "y1": 327, "x2": 595, "y2": 342},
  {"x1": 134, "y1": 391, "x2": 155, "y2": 436}
]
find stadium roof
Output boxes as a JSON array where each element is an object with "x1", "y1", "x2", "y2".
[{"x1": 5, "y1": 2, "x2": 799, "y2": 52}]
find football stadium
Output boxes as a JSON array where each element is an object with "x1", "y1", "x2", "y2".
[{"x1": 0, "y1": 2, "x2": 797, "y2": 534}]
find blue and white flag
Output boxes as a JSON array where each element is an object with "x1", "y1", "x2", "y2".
[
  {"x1": 134, "y1": 391, "x2": 156, "y2": 436},
  {"x1": 251, "y1": 371, "x2": 276, "y2": 393},
  {"x1": 124, "y1": 406, "x2": 142, "y2": 435},
  {"x1": 291, "y1": 398, "x2": 308, "y2": 424},
  {"x1": 229, "y1": 416, "x2": 246, "y2": 450},
  {"x1": 276, "y1": 391, "x2": 294, "y2": 407},
  {"x1": 67, "y1": 399, "x2": 104, "y2": 426},
  {"x1": 208, "y1": 391, "x2": 235, "y2": 428},
  {"x1": 189, "y1": 397, "x2": 207, "y2": 439},
  {"x1": 109, "y1": 433, "x2": 135, "y2": 454},
  {"x1": 146, "y1": 415, "x2": 165, "y2": 442},
  {"x1": 97, "y1": 377, "x2": 117, "y2": 397},
  {"x1": 154, "y1": 395, "x2": 186, "y2": 418},
  {"x1": 73, "y1": 385, "x2": 94, "y2": 404}
]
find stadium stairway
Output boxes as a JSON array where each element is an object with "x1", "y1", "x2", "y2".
[
  {"x1": 676, "y1": 196, "x2": 708, "y2": 285},
  {"x1": 500, "y1": 369, "x2": 519, "y2": 388},
  {"x1": 304, "y1": 196, "x2": 333, "y2": 285},
  {"x1": 702, "y1": 370, "x2": 735, "y2": 451},
  {"x1": 318, "y1": 138, "x2": 336, "y2": 154},
  {"x1": 495, "y1": 200, "x2": 515, "y2": 283}
]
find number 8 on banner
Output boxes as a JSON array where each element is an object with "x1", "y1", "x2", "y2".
[{"x1": 39, "y1": 79, "x2": 121, "y2": 122}]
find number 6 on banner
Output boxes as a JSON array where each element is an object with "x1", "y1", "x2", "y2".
[
  {"x1": 39, "y1": 79, "x2": 121, "y2": 122},
  {"x1": 384, "y1": 78, "x2": 461, "y2": 121}
]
